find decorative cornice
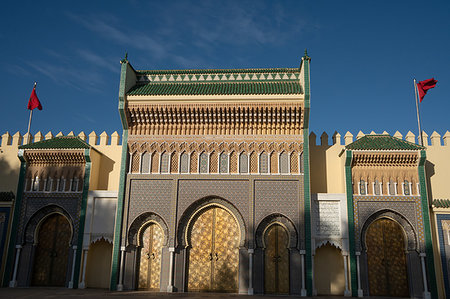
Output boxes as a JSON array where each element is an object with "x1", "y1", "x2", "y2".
[
  {"x1": 24, "y1": 150, "x2": 86, "y2": 166},
  {"x1": 352, "y1": 152, "x2": 419, "y2": 167}
]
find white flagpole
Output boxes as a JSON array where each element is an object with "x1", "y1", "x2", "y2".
[
  {"x1": 414, "y1": 78, "x2": 423, "y2": 145},
  {"x1": 26, "y1": 82, "x2": 37, "y2": 144}
]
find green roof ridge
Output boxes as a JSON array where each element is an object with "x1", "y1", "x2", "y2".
[
  {"x1": 136, "y1": 67, "x2": 299, "y2": 75},
  {"x1": 433, "y1": 199, "x2": 450, "y2": 208},
  {"x1": 19, "y1": 136, "x2": 91, "y2": 150},
  {"x1": 345, "y1": 134, "x2": 425, "y2": 151}
]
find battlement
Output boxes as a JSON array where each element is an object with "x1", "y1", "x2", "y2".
[
  {"x1": 309, "y1": 130, "x2": 450, "y2": 147},
  {"x1": 0, "y1": 131, "x2": 123, "y2": 148}
]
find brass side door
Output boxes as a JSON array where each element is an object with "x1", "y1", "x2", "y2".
[
  {"x1": 264, "y1": 224, "x2": 289, "y2": 294},
  {"x1": 138, "y1": 223, "x2": 163, "y2": 290},
  {"x1": 32, "y1": 214, "x2": 71, "y2": 286},
  {"x1": 188, "y1": 207, "x2": 239, "y2": 292},
  {"x1": 366, "y1": 218, "x2": 409, "y2": 297}
]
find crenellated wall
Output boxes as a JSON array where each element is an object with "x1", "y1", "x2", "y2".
[
  {"x1": 309, "y1": 130, "x2": 450, "y2": 201},
  {"x1": 0, "y1": 131, "x2": 123, "y2": 195}
]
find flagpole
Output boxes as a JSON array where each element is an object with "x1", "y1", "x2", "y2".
[
  {"x1": 414, "y1": 78, "x2": 423, "y2": 145},
  {"x1": 26, "y1": 82, "x2": 37, "y2": 144}
]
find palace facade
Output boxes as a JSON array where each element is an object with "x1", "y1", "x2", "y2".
[{"x1": 0, "y1": 53, "x2": 450, "y2": 298}]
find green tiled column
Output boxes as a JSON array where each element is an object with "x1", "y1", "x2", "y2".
[
  {"x1": 2, "y1": 150, "x2": 26, "y2": 287},
  {"x1": 418, "y1": 150, "x2": 437, "y2": 298},
  {"x1": 344, "y1": 150, "x2": 358, "y2": 296},
  {"x1": 72, "y1": 149, "x2": 91, "y2": 288}
]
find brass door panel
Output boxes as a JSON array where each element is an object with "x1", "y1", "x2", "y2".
[
  {"x1": 366, "y1": 218, "x2": 409, "y2": 297},
  {"x1": 188, "y1": 207, "x2": 239, "y2": 292},
  {"x1": 32, "y1": 214, "x2": 71, "y2": 286},
  {"x1": 264, "y1": 224, "x2": 289, "y2": 294},
  {"x1": 138, "y1": 223, "x2": 163, "y2": 290}
]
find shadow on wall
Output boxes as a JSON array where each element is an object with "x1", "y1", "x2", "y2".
[
  {"x1": 97, "y1": 155, "x2": 115, "y2": 190},
  {"x1": 310, "y1": 132, "x2": 332, "y2": 193},
  {"x1": 0, "y1": 157, "x2": 19, "y2": 194},
  {"x1": 425, "y1": 160, "x2": 435, "y2": 202}
]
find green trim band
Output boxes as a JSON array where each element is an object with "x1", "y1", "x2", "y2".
[
  {"x1": 2, "y1": 150, "x2": 26, "y2": 287},
  {"x1": 71, "y1": 149, "x2": 91, "y2": 289},
  {"x1": 418, "y1": 150, "x2": 438, "y2": 298},
  {"x1": 303, "y1": 127, "x2": 312, "y2": 296},
  {"x1": 345, "y1": 150, "x2": 358, "y2": 296},
  {"x1": 110, "y1": 60, "x2": 131, "y2": 290}
]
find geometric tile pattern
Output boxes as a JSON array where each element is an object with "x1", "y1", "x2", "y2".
[
  {"x1": 18, "y1": 193, "x2": 82, "y2": 244},
  {"x1": 178, "y1": 179, "x2": 250, "y2": 231},
  {"x1": 255, "y1": 180, "x2": 303, "y2": 241},
  {"x1": 128, "y1": 179, "x2": 174, "y2": 235},
  {"x1": 354, "y1": 195, "x2": 424, "y2": 251}
]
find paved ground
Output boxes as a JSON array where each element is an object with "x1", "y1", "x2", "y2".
[{"x1": 0, "y1": 288, "x2": 403, "y2": 299}]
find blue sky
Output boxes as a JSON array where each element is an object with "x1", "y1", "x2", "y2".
[{"x1": 1, "y1": 0, "x2": 449, "y2": 143}]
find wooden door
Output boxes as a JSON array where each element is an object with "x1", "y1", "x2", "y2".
[
  {"x1": 264, "y1": 224, "x2": 289, "y2": 294},
  {"x1": 188, "y1": 207, "x2": 239, "y2": 292},
  {"x1": 366, "y1": 218, "x2": 409, "y2": 297},
  {"x1": 138, "y1": 223, "x2": 163, "y2": 290},
  {"x1": 32, "y1": 214, "x2": 71, "y2": 286}
]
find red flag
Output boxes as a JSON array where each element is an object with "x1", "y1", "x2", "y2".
[
  {"x1": 417, "y1": 78, "x2": 438, "y2": 102},
  {"x1": 27, "y1": 87, "x2": 42, "y2": 110}
]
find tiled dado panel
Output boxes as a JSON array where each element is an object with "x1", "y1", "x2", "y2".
[
  {"x1": 127, "y1": 179, "x2": 174, "y2": 230},
  {"x1": 254, "y1": 179, "x2": 303, "y2": 238},
  {"x1": 177, "y1": 179, "x2": 250, "y2": 228},
  {"x1": 354, "y1": 196, "x2": 424, "y2": 251}
]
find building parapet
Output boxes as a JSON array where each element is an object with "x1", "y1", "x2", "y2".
[
  {"x1": 1, "y1": 131, "x2": 122, "y2": 148},
  {"x1": 309, "y1": 130, "x2": 450, "y2": 147}
]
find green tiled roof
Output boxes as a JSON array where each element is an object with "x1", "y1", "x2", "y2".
[
  {"x1": 19, "y1": 136, "x2": 91, "y2": 150},
  {"x1": 345, "y1": 135, "x2": 425, "y2": 151},
  {"x1": 136, "y1": 68, "x2": 299, "y2": 75},
  {"x1": 128, "y1": 81, "x2": 302, "y2": 96},
  {"x1": 433, "y1": 199, "x2": 450, "y2": 208}
]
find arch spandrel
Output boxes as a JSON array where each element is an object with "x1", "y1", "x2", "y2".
[
  {"x1": 177, "y1": 196, "x2": 246, "y2": 248},
  {"x1": 255, "y1": 214, "x2": 298, "y2": 249},
  {"x1": 23, "y1": 204, "x2": 75, "y2": 245},
  {"x1": 361, "y1": 209, "x2": 417, "y2": 252},
  {"x1": 128, "y1": 212, "x2": 169, "y2": 247}
]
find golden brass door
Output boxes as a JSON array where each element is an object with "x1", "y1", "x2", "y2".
[
  {"x1": 188, "y1": 207, "x2": 239, "y2": 292},
  {"x1": 32, "y1": 214, "x2": 71, "y2": 286},
  {"x1": 264, "y1": 224, "x2": 289, "y2": 294},
  {"x1": 138, "y1": 223, "x2": 163, "y2": 290},
  {"x1": 366, "y1": 218, "x2": 409, "y2": 297}
]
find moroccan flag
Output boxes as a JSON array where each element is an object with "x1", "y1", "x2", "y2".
[
  {"x1": 27, "y1": 86, "x2": 42, "y2": 110},
  {"x1": 417, "y1": 78, "x2": 438, "y2": 102}
]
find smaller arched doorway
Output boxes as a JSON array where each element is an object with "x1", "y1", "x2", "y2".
[
  {"x1": 264, "y1": 223, "x2": 289, "y2": 294},
  {"x1": 32, "y1": 213, "x2": 72, "y2": 286},
  {"x1": 314, "y1": 243, "x2": 345, "y2": 295},
  {"x1": 366, "y1": 218, "x2": 409, "y2": 297},
  {"x1": 137, "y1": 222, "x2": 164, "y2": 291},
  {"x1": 85, "y1": 238, "x2": 113, "y2": 288}
]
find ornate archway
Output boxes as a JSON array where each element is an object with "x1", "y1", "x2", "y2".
[
  {"x1": 255, "y1": 214, "x2": 297, "y2": 295},
  {"x1": 362, "y1": 210, "x2": 414, "y2": 297},
  {"x1": 177, "y1": 197, "x2": 245, "y2": 292},
  {"x1": 128, "y1": 212, "x2": 169, "y2": 291}
]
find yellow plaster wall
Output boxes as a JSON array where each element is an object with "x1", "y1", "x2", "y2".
[
  {"x1": 314, "y1": 244, "x2": 346, "y2": 295},
  {"x1": 0, "y1": 132, "x2": 22, "y2": 196},
  {"x1": 310, "y1": 133, "x2": 345, "y2": 194},
  {"x1": 426, "y1": 142, "x2": 450, "y2": 200}
]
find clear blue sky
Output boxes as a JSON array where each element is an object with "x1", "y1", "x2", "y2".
[{"x1": 1, "y1": 0, "x2": 449, "y2": 142}]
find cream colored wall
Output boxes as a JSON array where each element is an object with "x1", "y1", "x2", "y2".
[
  {"x1": 310, "y1": 132, "x2": 345, "y2": 194},
  {"x1": 0, "y1": 131, "x2": 123, "y2": 192},
  {"x1": 0, "y1": 132, "x2": 23, "y2": 196},
  {"x1": 85, "y1": 239, "x2": 113, "y2": 288}
]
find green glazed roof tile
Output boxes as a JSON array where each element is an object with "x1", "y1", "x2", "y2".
[
  {"x1": 127, "y1": 81, "x2": 302, "y2": 96},
  {"x1": 136, "y1": 67, "x2": 299, "y2": 75},
  {"x1": 433, "y1": 199, "x2": 450, "y2": 208},
  {"x1": 345, "y1": 134, "x2": 425, "y2": 151},
  {"x1": 19, "y1": 136, "x2": 91, "y2": 150}
]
